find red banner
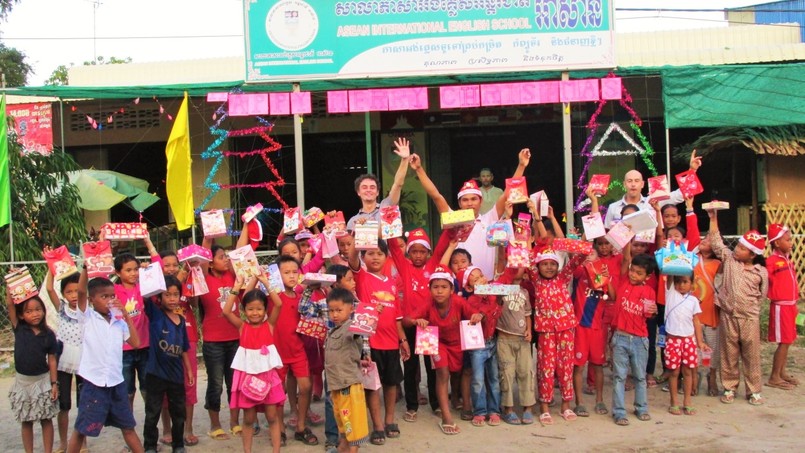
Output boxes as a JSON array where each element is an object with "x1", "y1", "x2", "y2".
[{"x1": 5, "y1": 102, "x2": 53, "y2": 155}]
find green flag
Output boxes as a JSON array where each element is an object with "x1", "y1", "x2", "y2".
[{"x1": 0, "y1": 94, "x2": 10, "y2": 227}]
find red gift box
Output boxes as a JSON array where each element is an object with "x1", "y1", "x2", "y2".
[
  {"x1": 648, "y1": 175, "x2": 670, "y2": 202},
  {"x1": 349, "y1": 302, "x2": 379, "y2": 336},
  {"x1": 296, "y1": 317, "x2": 327, "y2": 341},
  {"x1": 675, "y1": 170, "x2": 704, "y2": 198},
  {"x1": 177, "y1": 244, "x2": 213, "y2": 262},
  {"x1": 551, "y1": 238, "x2": 592, "y2": 255},
  {"x1": 43, "y1": 245, "x2": 78, "y2": 280},
  {"x1": 588, "y1": 174, "x2": 611, "y2": 196},
  {"x1": 324, "y1": 211, "x2": 346, "y2": 233},
  {"x1": 82, "y1": 240, "x2": 115, "y2": 279},
  {"x1": 414, "y1": 326, "x2": 439, "y2": 355},
  {"x1": 584, "y1": 260, "x2": 611, "y2": 291},
  {"x1": 506, "y1": 177, "x2": 529, "y2": 204},
  {"x1": 102, "y1": 222, "x2": 148, "y2": 241},
  {"x1": 4, "y1": 267, "x2": 39, "y2": 305}
]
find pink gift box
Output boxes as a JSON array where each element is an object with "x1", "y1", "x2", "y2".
[
  {"x1": 43, "y1": 245, "x2": 78, "y2": 281},
  {"x1": 506, "y1": 177, "x2": 529, "y2": 204},
  {"x1": 648, "y1": 175, "x2": 671, "y2": 202},
  {"x1": 324, "y1": 211, "x2": 346, "y2": 233},
  {"x1": 200, "y1": 210, "x2": 228, "y2": 238},
  {"x1": 605, "y1": 221, "x2": 635, "y2": 251},
  {"x1": 415, "y1": 326, "x2": 439, "y2": 355},
  {"x1": 242, "y1": 203, "x2": 263, "y2": 223},
  {"x1": 302, "y1": 273, "x2": 336, "y2": 286},
  {"x1": 4, "y1": 267, "x2": 39, "y2": 305},
  {"x1": 529, "y1": 190, "x2": 549, "y2": 217},
  {"x1": 675, "y1": 170, "x2": 704, "y2": 198},
  {"x1": 460, "y1": 320, "x2": 485, "y2": 351},
  {"x1": 228, "y1": 245, "x2": 261, "y2": 280},
  {"x1": 321, "y1": 231, "x2": 339, "y2": 259},
  {"x1": 582, "y1": 212, "x2": 606, "y2": 240},
  {"x1": 177, "y1": 244, "x2": 213, "y2": 262},
  {"x1": 588, "y1": 174, "x2": 611, "y2": 196},
  {"x1": 139, "y1": 262, "x2": 166, "y2": 298},
  {"x1": 506, "y1": 245, "x2": 530, "y2": 268},
  {"x1": 82, "y1": 241, "x2": 115, "y2": 279},
  {"x1": 349, "y1": 302, "x2": 379, "y2": 336},
  {"x1": 102, "y1": 222, "x2": 148, "y2": 240}
]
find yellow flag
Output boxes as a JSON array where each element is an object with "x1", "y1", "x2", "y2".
[{"x1": 165, "y1": 92, "x2": 194, "y2": 230}]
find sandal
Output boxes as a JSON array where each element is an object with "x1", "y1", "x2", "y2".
[
  {"x1": 418, "y1": 394, "x2": 429, "y2": 405},
  {"x1": 502, "y1": 412, "x2": 521, "y2": 425},
  {"x1": 460, "y1": 410, "x2": 473, "y2": 421},
  {"x1": 471, "y1": 415, "x2": 486, "y2": 427},
  {"x1": 159, "y1": 436, "x2": 172, "y2": 446},
  {"x1": 560, "y1": 409, "x2": 577, "y2": 421},
  {"x1": 370, "y1": 430, "x2": 386, "y2": 445},
  {"x1": 633, "y1": 410, "x2": 651, "y2": 421},
  {"x1": 385, "y1": 423, "x2": 401, "y2": 438},
  {"x1": 615, "y1": 417, "x2": 629, "y2": 426},
  {"x1": 487, "y1": 413, "x2": 501, "y2": 426},
  {"x1": 683, "y1": 406, "x2": 697, "y2": 415},
  {"x1": 720, "y1": 390, "x2": 735, "y2": 404},
  {"x1": 539, "y1": 412, "x2": 554, "y2": 425},
  {"x1": 307, "y1": 411, "x2": 325, "y2": 426},
  {"x1": 229, "y1": 425, "x2": 242, "y2": 436},
  {"x1": 439, "y1": 422, "x2": 460, "y2": 435},
  {"x1": 573, "y1": 405, "x2": 589, "y2": 417},
  {"x1": 594, "y1": 402, "x2": 609, "y2": 415},
  {"x1": 668, "y1": 405, "x2": 682, "y2": 416},
  {"x1": 183, "y1": 434, "x2": 199, "y2": 446},
  {"x1": 294, "y1": 427, "x2": 319, "y2": 446},
  {"x1": 748, "y1": 393, "x2": 765, "y2": 406},
  {"x1": 521, "y1": 411, "x2": 534, "y2": 425},
  {"x1": 766, "y1": 380, "x2": 794, "y2": 390},
  {"x1": 404, "y1": 410, "x2": 417, "y2": 422},
  {"x1": 646, "y1": 375, "x2": 658, "y2": 388},
  {"x1": 206, "y1": 428, "x2": 229, "y2": 440}
]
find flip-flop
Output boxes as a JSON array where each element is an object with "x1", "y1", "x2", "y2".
[
  {"x1": 230, "y1": 425, "x2": 243, "y2": 436},
  {"x1": 418, "y1": 394, "x2": 429, "y2": 405},
  {"x1": 502, "y1": 412, "x2": 521, "y2": 425},
  {"x1": 385, "y1": 423, "x2": 401, "y2": 438},
  {"x1": 471, "y1": 415, "x2": 486, "y2": 427},
  {"x1": 633, "y1": 410, "x2": 651, "y2": 421},
  {"x1": 184, "y1": 434, "x2": 199, "y2": 446},
  {"x1": 307, "y1": 411, "x2": 325, "y2": 426},
  {"x1": 682, "y1": 406, "x2": 697, "y2": 415},
  {"x1": 668, "y1": 405, "x2": 682, "y2": 415},
  {"x1": 460, "y1": 410, "x2": 473, "y2": 421},
  {"x1": 539, "y1": 412, "x2": 554, "y2": 425},
  {"x1": 594, "y1": 402, "x2": 609, "y2": 415},
  {"x1": 748, "y1": 393, "x2": 765, "y2": 406},
  {"x1": 403, "y1": 410, "x2": 417, "y2": 422},
  {"x1": 783, "y1": 375, "x2": 800, "y2": 386},
  {"x1": 560, "y1": 409, "x2": 577, "y2": 421},
  {"x1": 207, "y1": 428, "x2": 230, "y2": 440},
  {"x1": 615, "y1": 417, "x2": 629, "y2": 426},
  {"x1": 487, "y1": 414, "x2": 501, "y2": 426},
  {"x1": 720, "y1": 390, "x2": 735, "y2": 404},
  {"x1": 439, "y1": 422, "x2": 460, "y2": 435},
  {"x1": 766, "y1": 380, "x2": 794, "y2": 390},
  {"x1": 521, "y1": 411, "x2": 534, "y2": 425},
  {"x1": 159, "y1": 436, "x2": 172, "y2": 446},
  {"x1": 573, "y1": 405, "x2": 589, "y2": 417}
]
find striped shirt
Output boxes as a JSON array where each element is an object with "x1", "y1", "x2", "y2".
[{"x1": 708, "y1": 231, "x2": 768, "y2": 319}]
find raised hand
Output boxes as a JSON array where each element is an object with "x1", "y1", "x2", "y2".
[
  {"x1": 689, "y1": 149, "x2": 702, "y2": 171},
  {"x1": 409, "y1": 153, "x2": 422, "y2": 171},
  {"x1": 518, "y1": 148, "x2": 531, "y2": 167},
  {"x1": 393, "y1": 137, "x2": 411, "y2": 159}
]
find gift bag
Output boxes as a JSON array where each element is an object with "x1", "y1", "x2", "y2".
[
  {"x1": 241, "y1": 203, "x2": 264, "y2": 223},
  {"x1": 675, "y1": 170, "x2": 704, "y2": 198},
  {"x1": 82, "y1": 240, "x2": 115, "y2": 279},
  {"x1": 582, "y1": 212, "x2": 606, "y2": 240},
  {"x1": 139, "y1": 262, "x2": 166, "y2": 298},
  {"x1": 460, "y1": 320, "x2": 485, "y2": 351},
  {"x1": 43, "y1": 245, "x2": 78, "y2": 280},
  {"x1": 265, "y1": 263, "x2": 284, "y2": 293},
  {"x1": 182, "y1": 268, "x2": 196, "y2": 298},
  {"x1": 584, "y1": 260, "x2": 611, "y2": 291},
  {"x1": 189, "y1": 265, "x2": 209, "y2": 296},
  {"x1": 4, "y1": 267, "x2": 39, "y2": 305},
  {"x1": 177, "y1": 244, "x2": 213, "y2": 262},
  {"x1": 414, "y1": 326, "x2": 439, "y2": 355},
  {"x1": 588, "y1": 174, "x2": 611, "y2": 196},
  {"x1": 296, "y1": 317, "x2": 327, "y2": 341},
  {"x1": 101, "y1": 222, "x2": 148, "y2": 241},
  {"x1": 321, "y1": 231, "x2": 339, "y2": 259},
  {"x1": 551, "y1": 238, "x2": 593, "y2": 255},
  {"x1": 228, "y1": 245, "x2": 261, "y2": 280},
  {"x1": 512, "y1": 218, "x2": 530, "y2": 247},
  {"x1": 506, "y1": 177, "x2": 529, "y2": 204},
  {"x1": 354, "y1": 221, "x2": 380, "y2": 250},
  {"x1": 648, "y1": 175, "x2": 671, "y2": 202},
  {"x1": 283, "y1": 207, "x2": 304, "y2": 235},
  {"x1": 349, "y1": 302, "x2": 379, "y2": 336},
  {"x1": 440, "y1": 209, "x2": 475, "y2": 228},
  {"x1": 486, "y1": 219, "x2": 513, "y2": 247},
  {"x1": 379, "y1": 206, "x2": 403, "y2": 239},
  {"x1": 324, "y1": 211, "x2": 346, "y2": 233},
  {"x1": 655, "y1": 241, "x2": 699, "y2": 276},
  {"x1": 200, "y1": 210, "x2": 228, "y2": 238},
  {"x1": 506, "y1": 245, "x2": 530, "y2": 268},
  {"x1": 303, "y1": 207, "x2": 325, "y2": 228},
  {"x1": 605, "y1": 221, "x2": 635, "y2": 251},
  {"x1": 529, "y1": 190, "x2": 549, "y2": 217},
  {"x1": 361, "y1": 362, "x2": 382, "y2": 391}
]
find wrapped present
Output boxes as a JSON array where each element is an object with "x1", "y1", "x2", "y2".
[
  {"x1": 349, "y1": 302, "x2": 379, "y2": 336},
  {"x1": 303, "y1": 207, "x2": 325, "y2": 228},
  {"x1": 102, "y1": 222, "x2": 148, "y2": 241},
  {"x1": 139, "y1": 262, "x2": 166, "y2": 298},
  {"x1": 361, "y1": 362, "x2": 382, "y2": 391},
  {"x1": 188, "y1": 265, "x2": 209, "y2": 296},
  {"x1": 506, "y1": 245, "x2": 530, "y2": 268},
  {"x1": 4, "y1": 267, "x2": 39, "y2": 305},
  {"x1": 474, "y1": 283, "x2": 521, "y2": 296},
  {"x1": 675, "y1": 170, "x2": 704, "y2": 198},
  {"x1": 440, "y1": 209, "x2": 475, "y2": 228},
  {"x1": 324, "y1": 211, "x2": 347, "y2": 233},
  {"x1": 283, "y1": 207, "x2": 304, "y2": 235},
  {"x1": 588, "y1": 174, "x2": 611, "y2": 196},
  {"x1": 241, "y1": 203, "x2": 264, "y2": 223},
  {"x1": 702, "y1": 200, "x2": 730, "y2": 211},
  {"x1": 648, "y1": 175, "x2": 671, "y2": 202},
  {"x1": 354, "y1": 221, "x2": 380, "y2": 250},
  {"x1": 43, "y1": 245, "x2": 78, "y2": 280},
  {"x1": 263, "y1": 263, "x2": 284, "y2": 293},
  {"x1": 460, "y1": 320, "x2": 485, "y2": 351},
  {"x1": 529, "y1": 190, "x2": 549, "y2": 217},
  {"x1": 296, "y1": 317, "x2": 327, "y2": 341},
  {"x1": 620, "y1": 209, "x2": 658, "y2": 233},
  {"x1": 302, "y1": 273, "x2": 336, "y2": 286},
  {"x1": 605, "y1": 221, "x2": 635, "y2": 251},
  {"x1": 506, "y1": 177, "x2": 529, "y2": 204},
  {"x1": 379, "y1": 205, "x2": 403, "y2": 239},
  {"x1": 321, "y1": 231, "x2": 339, "y2": 259},
  {"x1": 82, "y1": 240, "x2": 115, "y2": 279},
  {"x1": 228, "y1": 245, "x2": 261, "y2": 280},
  {"x1": 584, "y1": 260, "x2": 611, "y2": 291},
  {"x1": 634, "y1": 228, "x2": 656, "y2": 244},
  {"x1": 177, "y1": 244, "x2": 213, "y2": 262},
  {"x1": 486, "y1": 219, "x2": 513, "y2": 247},
  {"x1": 414, "y1": 326, "x2": 439, "y2": 355},
  {"x1": 512, "y1": 218, "x2": 530, "y2": 247},
  {"x1": 582, "y1": 212, "x2": 606, "y2": 240},
  {"x1": 200, "y1": 210, "x2": 228, "y2": 238},
  {"x1": 655, "y1": 241, "x2": 699, "y2": 276},
  {"x1": 551, "y1": 238, "x2": 593, "y2": 255}
]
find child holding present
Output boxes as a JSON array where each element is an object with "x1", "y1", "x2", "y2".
[{"x1": 693, "y1": 230, "x2": 722, "y2": 396}]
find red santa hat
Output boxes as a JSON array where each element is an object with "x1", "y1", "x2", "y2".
[
  {"x1": 534, "y1": 249, "x2": 560, "y2": 264},
  {"x1": 739, "y1": 230, "x2": 766, "y2": 255},
  {"x1": 457, "y1": 179, "x2": 483, "y2": 200},
  {"x1": 768, "y1": 223, "x2": 789, "y2": 243},
  {"x1": 405, "y1": 228, "x2": 432, "y2": 253},
  {"x1": 456, "y1": 265, "x2": 482, "y2": 290},
  {"x1": 247, "y1": 219, "x2": 263, "y2": 250},
  {"x1": 428, "y1": 266, "x2": 454, "y2": 285}
]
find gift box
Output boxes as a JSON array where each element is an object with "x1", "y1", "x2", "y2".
[
  {"x1": 474, "y1": 284, "x2": 521, "y2": 296},
  {"x1": 283, "y1": 207, "x2": 304, "y2": 235},
  {"x1": 634, "y1": 228, "x2": 656, "y2": 244},
  {"x1": 655, "y1": 241, "x2": 699, "y2": 276},
  {"x1": 43, "y1": 245, "x2": 78, "y2": 280},
  {"x1": 177, "y1": 244, "x2": 213, "y2": 262},
  {"x1": 702, "y1": 200, "x2": 730, "y2": 211},
  {"x1": 200, "y1": 210, "x2": 228, "y2": 238},
  {"x1": 264, "y1": 263, "x2": 284, "y2": 293},
  {"x1": 349, "y1": 302, "x2": 379, "y2": 336},
  {"x1": 303, "y1": 207, "x2": 325, "y2": 228},
  {"x1": 4, "y1": 267, "x2": 39, "y2": 305},
  {"x1": 324, "y1": 211, "x2": 347, "y2": 233},
  {"x1": 460, "y1": 320, "x2": 485, "y2": 351},
  {"x1": 102, "y1": 222, "x2": 148, "y2": 241},
  {"x1": 241, "y1": 203, "x2": 264, "y2": 223},
  {"x1": 82, "y1": 240, "x2": 115, "y2": 279},
  {"x1": 675, "y1": 170, "x2": 704, "y2": 199},
  {"x1": 440, "y1": 209, "x2": 475, "y2": 228},
  {"x1": 486, "y1": 219, "x2": 513, "y2": 247},
  {"x1": 582, "y1": 212, "x2": 606, "y2": 240},
  {"x1": 551, "y1": 238, "x2": 593, "y2": 255},
  {"x1": 361, "y1": 362, "x2": 382, "y2": 391},
  {"x1": 354, "y1": 221, "x2": 380, "y2": 250},
  {"x1": 414, "y1": 326, "x2": 439, "y2": 355},
  {"x1": 379, "y1": 206, "x2": 403, "y2": 239},
  {"x1": 228, "y1": 245, "x2": 261, "y2": 280},
  {"x1": 506, "y1": 245, "x2": 530, "y2": 268},
  {"x1": 506, "y1": 177, "x2": 529, "y2": 204},
  {"x1": 139, "y1": 262, "x2": 167, "y2": 298},
  {"x1": 321, "y1": 231, "x2": 339, "y2": 259},
  {"x1": 620, "y1": 209, "x2": 658, "y2": 233},
  {"x1": 529, "y1": 190, "x2": 549, "y2": 217},
  {"x1": 584, "y1": 260, "x2": 611, "y2": 291},
  {"x1": 605, "y1": 221, "x2": 635, "y2": 251},
  {"x1": 296, "y1": 317, "x2": 327, "y2": 341},
  {"x1": 588, "y1": 174, "x2": 611, "y2": 196},
  {"x1": 188, "y1": 265, "x2": 209, "y2": 296},
  {"x1": 648, "y1": 175, "x2": 671, "y2": 202},
  {"x1": 302, "y1": 273, "x2": 336, "y2": 286}
]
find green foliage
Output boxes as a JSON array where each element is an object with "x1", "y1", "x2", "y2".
[
  {"x1": 45, "y1": 56, "x2": 133, "y2": 86},
  {"x1": 0, "y1": 0, "x2": 20, "y2": 21},
  {"x1": 0, "y1": 43, "x2": 33, "y2": 87}
]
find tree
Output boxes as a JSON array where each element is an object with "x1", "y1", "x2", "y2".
[
  {"x1": 0, "y1": 0, "x2": 20, "y2": 21},
  {"x1": 0, "y1": 43, "x2": 33, "y2": 87},
  {"x1": 45, "y1": 56, "x2": 133, "y2": 86}
]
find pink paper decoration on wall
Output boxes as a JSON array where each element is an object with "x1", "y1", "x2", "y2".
[
  {"x1": 290, "y1": 92, "x2": 312, "y2": 114},
  {"x1": 269, "y1": 93, "x2": 291, "y2": 115},
  {"x1": 327, "y1": 91, "x2": 349, "y2": 113},
  {"x1": 560, "y1": 79, "x2": 600, "y2": 103},
  {"x1": 206, "y1": 92, "x2": 229, "y2": 102},
  {"x1": 349, "y1": 90, "x2": 372, "y2": 112},
  {"x1": 370, "y1": 89, "x2": 389, "y2": 111},
  {"x1": 600, "y1": 77, "x2": 623, "y2": 100},
  {"x1": 440, "y1": 85, "x2": 481, "y2": 109},
  {"x1": 387, "y1": 87, "x2": 428, "y2": 111},
  {"x1": 229, "y1": 93, "x2": 268, "y2": 116}
]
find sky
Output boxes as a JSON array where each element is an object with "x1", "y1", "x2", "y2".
[{"x1": 1, "y1": 0, "x2": 766, "y2": 86}]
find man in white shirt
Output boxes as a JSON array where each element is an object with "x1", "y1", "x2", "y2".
[{"x1": 478, "y1": 168, "x2": 504, "y2": 214}]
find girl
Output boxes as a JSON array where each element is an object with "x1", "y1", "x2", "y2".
[
  {"x1": 6, "y1": 290, "x2": 60, "y2": 453},
  {"x1": 706, "y1": 208, "x2": 769, "y2": 405},
  {"x1": 278, "y1": 237, "x2": 325, "y2": 274},
  {"x1": 222, "y1": 277, "x2": 285, "y2": 453},
  {"x1": 766, "y1": 224, "x2": 800, "y2": 389},
  {"x1": 113, "y1": 252, "x2": 151, "y2": 409}
]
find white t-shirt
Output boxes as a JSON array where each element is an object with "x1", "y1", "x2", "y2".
[
  {"x1": 77, "y1": 305, "x2": 130, "y2": 387},
  {"x1": 664, "y1": 287, "x2": 702, "y2": 337},
  {"x1": 604, "y1": 189, "x2": 684, "y2": 228},
  {"x1": 458, "y1": 207, "x2": 500, "y2": 279}
]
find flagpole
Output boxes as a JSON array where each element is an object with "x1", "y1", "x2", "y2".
[{"x1": 1, "y1": 75, "x2": 11, "y2": 262}]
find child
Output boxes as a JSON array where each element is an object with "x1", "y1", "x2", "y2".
[
  {"x1": 142, "y1": 275, "x2": 194, "y2": 453},
  {"x1": 766, "y1": 224, "x2": 800, "y2": 390},
  {"x1": 693, "y1": 232, "x2": 722, "y2": 396},
  {"x1": 532, "y1": 249, "x2": 586, "y2": 424},
  {"x1": 664, "y1": 274, "x2": 710, "y2": 415},
  {"x1": 608, "y1": 253, "x2": 657, "y2": 426},
  {"x1": 325, "y1": 288, "x2": 372, "y2": 452},
  {"x1": 222, "y1": 279, "x2": 285, "y2": 453},
  {"x1": 68, "y1": 272, "x2": 143, "y2": 453},
  {"x1": 114, "y1": 253, "x2": 151, "y2": 409},
  {"x1": 347, "y1": 237, "x2": 410, "y2": 445},
  {"x1": 706, "y1": 209, "x2": 769, "y2": 405},
  {"x1": 44, "y1": 269, "x2": 87, "y2": 453},
  {"x1": 6, "y1": 289, "x2": 59, "y2": 453}
]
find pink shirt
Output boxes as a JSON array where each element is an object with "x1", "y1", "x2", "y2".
[{"x1": 116, "y1": 284, "x2": 148, "y2": 350}]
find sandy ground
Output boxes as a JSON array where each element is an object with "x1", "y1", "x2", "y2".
[{"x1": 2, "y1": 343, "x2": 803, "y2": 453}]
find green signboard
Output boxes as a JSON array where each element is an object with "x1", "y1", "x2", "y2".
[{"x1": 245, "y1": 0, "x2": 614, "y2": 82}]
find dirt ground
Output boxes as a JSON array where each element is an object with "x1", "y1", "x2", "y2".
[{"x1": 1, "y1": 343, "x2": 802, "y2": 453}]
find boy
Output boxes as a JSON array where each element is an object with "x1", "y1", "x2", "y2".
[
  {"x1": 607, "y1": 253, "x2": 657, "y2": 426},
  {"x1": 67, "y1": 270, "x2": 143, "y2": 453},
  {"x1": 325, "y1": 288, "x2": 371, "y2": 453},
  {"x1": 766, "y1": 224, "x2": 800, "y2": 389}
]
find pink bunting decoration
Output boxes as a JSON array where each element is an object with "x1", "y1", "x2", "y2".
[
  {"x1": 560, "y1": 79, "x2": 600, "y2": 103},
  {"x1": 269, "y1": 93, "x2": 291, "y2": 115},
  {"x1": 600, "y1": 77, "x2": 622, "y2": 100},
  {"x1": 290, "y1": 92, "x2": 312, "y2": 115},
  {"x1": 206, "y1": 92, "x2": 229, "y2": 102},
  {"x1": 327, "y1": 91, "x2": 349, "y2": 113}
]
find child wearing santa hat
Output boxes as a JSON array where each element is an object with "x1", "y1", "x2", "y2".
[{"x1": 766, "y1": 223, "x2": 800, "y2": 390}]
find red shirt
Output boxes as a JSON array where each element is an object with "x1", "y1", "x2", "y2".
[
  {"x1": 464, "y1": 294, "x2": 500, "y2": 339},
  {"x1": 270, "y1": 288, "x2": 306, "y2": 363},
  {"x1": 767, "y1": 251, "x2": 799, "y2": 303},
  {"x1": 389, "y1": 231, "x2": 451, "y2": 318},
  {"x1": 418, "y1": 295, "x2": 473, "y2": 348},
  {"x1": 198, "y1": 271, "x2": 240, "y2": 342},
  {"x1": 116, "y1": 284, "x2": 148, "y2": 350},
  {"x1": 612, "y1": 280, "x2": 656, "y2": 337},
  {"x1": 354, "y1": 269, "x2": 402, "y2": 350},
  {"x1": 532, "y1": 255, "x2": 584, "y2": 332}
]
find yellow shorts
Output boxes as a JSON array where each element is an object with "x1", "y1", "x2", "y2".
[{"x1": 331, "y1": 383, "x2": 370, "y2": 446}]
